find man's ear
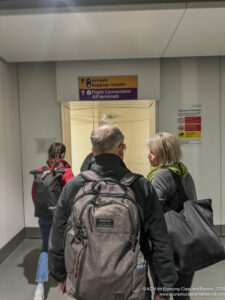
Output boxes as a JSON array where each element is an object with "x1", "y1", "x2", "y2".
[
  {"x1": 92, "y1": 147, "x2": 97, "y2": 157},
  {"x1": 117, "y1": 144, "x2": 125, "y2": 160}
]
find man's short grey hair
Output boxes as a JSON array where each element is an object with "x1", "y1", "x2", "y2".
[{"x1": 90, "y1": 125, "x2": 124, "y2": 154}]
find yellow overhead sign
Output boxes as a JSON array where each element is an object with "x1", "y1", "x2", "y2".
[
  {"x1": 79, "y1": 76, "x2": 137, "y2": 90},
  {"x1": 78, "y1": 76, "x2": 138, "y2": 100}
]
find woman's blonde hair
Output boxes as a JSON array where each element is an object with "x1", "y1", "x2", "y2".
[{"x1": 146, "y1": 132, "x2": 182, "y2": 167}]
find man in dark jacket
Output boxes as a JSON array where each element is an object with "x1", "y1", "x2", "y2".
[{"x1": 49, "y1": 125, "x2": 178, "y2": 300}]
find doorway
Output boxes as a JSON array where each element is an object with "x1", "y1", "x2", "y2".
[{"x1": 61, "y1": 100, "x2": 157, "y2": 176}]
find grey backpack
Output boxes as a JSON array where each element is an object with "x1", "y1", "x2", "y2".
[{"x1": 64, "y1": 170, "x2": 147, "y2": 300}]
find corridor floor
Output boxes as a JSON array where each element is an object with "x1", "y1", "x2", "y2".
[{"x1": 0, "y1": 238, "x2": 225, "y2": 300}]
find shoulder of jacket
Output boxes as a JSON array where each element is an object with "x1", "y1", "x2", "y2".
[
  {"x1": 157, "y1": 168, "x2": 171, "y2": 174},
  {"x1": 67, "y1": 174, "x2": 84, "y2": 184},
  {"x1": 133, "y1": 174, "x2": 153, "y2": 191},
  {"x1": 153, "y1": 168, "x2": 172, "y2": 178},
  {"x1": 135, "y1": 174, "x2": 146, "y2": 182},
  {"x1": 62, "y1": 174, "x2": 85, "y2": 198},
  {"x1": 182, "y1": 172, "x2": 193, "y2": 183},
  {"x1": 128, "y1": 173, "x2": 145, "y2": 184},
  {"x1": 152, "y1": 169, "x2": 175, "y2": 186}
]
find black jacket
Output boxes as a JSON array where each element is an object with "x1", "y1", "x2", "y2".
[
  {"x1": 49, "y1": 154, "x2": 178, "y2": 290},
  {"x1": 80, "y1": 152, "x2": 95, "y2": 171}
]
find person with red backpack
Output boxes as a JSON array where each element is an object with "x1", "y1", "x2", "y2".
[
  {"x1": 48, "y1": 126, "x2": 178, "y2": 300},
  {"x1": 31, "y1": 142, "x2": 74, "y2": 300}
]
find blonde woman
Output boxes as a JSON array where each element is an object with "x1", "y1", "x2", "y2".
[{"x1": 146, "y1": 132, "x2": 197, "y2": 300}]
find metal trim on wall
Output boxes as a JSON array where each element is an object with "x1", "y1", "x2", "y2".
[
  {"x1": 0, "y1": 0, "x2": 224, "y2": 11},
  {"x1": 25, "y1": 227, "x2": 41, "y2": 239},
  {"x1": 0, "y1": 229, "x2": 25, "y2": 264}
]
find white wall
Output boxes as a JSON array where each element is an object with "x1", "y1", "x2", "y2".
[
  {"x1": 0, "y1": 59, "x2": 24, "y2": 248},
  {"x1": 221, "y1": 57, "x2": 225, "y2": 230},
  {"x1": 160, "y1": 57, "x2": 221, "y2": 224},
  {"x1": 18, "y1": 62, "x2": 61, "y2": 227},
  {"x1": 56, "y1": 59, "x2": 160, "y2": 102},
  {"x1": 17, "y1": 57, "x2": 225, "y2": 227}
]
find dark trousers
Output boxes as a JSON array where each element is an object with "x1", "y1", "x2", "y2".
[{"x1": 173, "y1": 273, "x2": 194, "y2": 300}]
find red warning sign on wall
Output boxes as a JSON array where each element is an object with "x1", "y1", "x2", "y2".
[
  {"x1": 185, "y1": 124, "x2": 201, "y2": 131},
  {"x1": 177, "y1": 105, "x2": 202, "y2": 144},
  {"x1": 185, "y1": 116, "x2": 201, "y2": 124}
]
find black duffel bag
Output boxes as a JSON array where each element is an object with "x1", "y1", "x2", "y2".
[{"x1": 164, "y1": 172, "x2": 225, "y2": 274}]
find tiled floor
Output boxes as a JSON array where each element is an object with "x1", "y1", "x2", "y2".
[{"x1": 0, "y1": 238, "x2": 225, "y2": 300}]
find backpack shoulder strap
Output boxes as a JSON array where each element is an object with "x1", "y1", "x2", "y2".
[
  {"x1": 121, "y1": 172, "x2": 145, "y2": 226},
  {"x1": 80, "y1": 170, "x2": 102, "y2": 182},
  {"x1": 56, "y1": 166, "x2": 65, "y2": 174},
  {"x1": 168, "y1": 169, "x2": 189, "y2": 203},
  {"x1": 43, "y1": 165, "x2": 65, "y2": 174},
  {"x1": 30, "y1": 166, "x2": 47, "y2": 175},
  {"x1": 30, "y1": 165, "x2": 65, "y2": 176},
  {"x1": 120, "y1": 172, "x2": 141, "y2": 186}
]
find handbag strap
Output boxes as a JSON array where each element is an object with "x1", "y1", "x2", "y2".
[{"x1": 168, "y1": 169, "x2": 189, "y2": 211}]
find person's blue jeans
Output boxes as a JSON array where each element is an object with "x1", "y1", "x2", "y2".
[{"x1": 35, "y1": 217, "x2": 52, "y2": 282}]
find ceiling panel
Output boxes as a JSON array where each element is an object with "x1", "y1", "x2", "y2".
[
  {"x1": 0, "y1": 7, "x2": 185, "y2": 62},
  {"x1": 164, "y1": 7, "x2": 225, "y2": 57}
]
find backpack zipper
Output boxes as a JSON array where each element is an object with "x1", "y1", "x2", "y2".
[{"x1": 75, "y1": 243, "x2": 87, "y2": 296}]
